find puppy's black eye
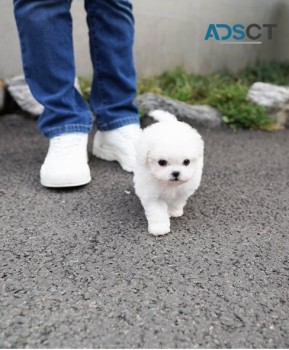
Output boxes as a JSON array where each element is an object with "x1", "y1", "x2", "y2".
[
  {"x1": 183, "y1": 159, "x2": 190, "y2": 166},
  {"x1": 158, "y1": 159, "x2": 168, "y2": 166}
]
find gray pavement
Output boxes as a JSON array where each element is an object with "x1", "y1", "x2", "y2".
[{"x1": 0, "y1": 114, "x2": 289, "y2": 348}]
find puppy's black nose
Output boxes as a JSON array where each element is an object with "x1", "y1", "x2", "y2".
[{"x1": 172, "y1": 171, "x2": 180, "y2": 179}]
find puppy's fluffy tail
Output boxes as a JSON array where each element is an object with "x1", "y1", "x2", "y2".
[{"x1": 148, "y1": 109, "x2": 177, "y2": 123}]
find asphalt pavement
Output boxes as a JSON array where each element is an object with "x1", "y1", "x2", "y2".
[{"x1": 0, "y1": 114, "x2": 289, "y2": 348}]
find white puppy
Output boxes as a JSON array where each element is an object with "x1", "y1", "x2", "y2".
[{"x1": 134, "y1": 110, "x2": 204, "y2": 236}]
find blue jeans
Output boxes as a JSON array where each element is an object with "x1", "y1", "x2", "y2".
[{"x1": 13, "y1": 0, "x2": 139, "y2": 138}]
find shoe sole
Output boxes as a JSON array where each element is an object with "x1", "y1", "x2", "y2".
[
  {"x1": 40, "y1": 173, "x2": 91, "y2": 188},
  {"x1": 40, "y1": 177, "x2": 91, "y2": 188}
]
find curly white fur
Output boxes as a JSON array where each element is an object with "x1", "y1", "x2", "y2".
[{"x1": 134, "y1": 110, "x2": 204, "y2": 236}]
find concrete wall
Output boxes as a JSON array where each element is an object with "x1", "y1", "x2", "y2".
[
  {"x1": 1, "y1": 0, "x2": 289, "y2": 79},
  {"x1": 0, "y1": 0, "x2": 92, "y2": 78}
]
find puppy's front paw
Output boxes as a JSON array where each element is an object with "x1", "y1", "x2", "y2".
[
  {"x1": 169, "y1": 208, "x2": 184, "y2": 218},
  {"x1": 148, "y1": 223, "x2": 170, "y2": 236}
]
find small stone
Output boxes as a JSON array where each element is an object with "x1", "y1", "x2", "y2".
[
  {"x1": 247, "y1": 82, "x2": 289, "y2": 127},
  {"x1": 135, "y1": 93, "x2": 222, "y2": 128},
  {"x1": 248, "y1": 82, "x2": 289, "y2": 108}
]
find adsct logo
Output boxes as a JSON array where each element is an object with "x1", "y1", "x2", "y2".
[{"x1": 205, "y1": 23, "x2": 277, "y2": 44}]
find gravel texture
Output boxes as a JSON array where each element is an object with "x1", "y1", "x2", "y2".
[{"x1": 0, "y1": 114, "x2": 289, "y2": 348}]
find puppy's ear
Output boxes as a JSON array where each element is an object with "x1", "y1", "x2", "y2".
[{"x1": 136, "y1": 137, "x2": 150, "y2": 166}]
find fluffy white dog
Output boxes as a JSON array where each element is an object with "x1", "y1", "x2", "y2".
[{"x1": 133, "y1": 110, "x2": 204, "y2": 236}]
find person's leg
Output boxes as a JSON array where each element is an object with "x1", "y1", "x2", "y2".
[
  {"x1": 14, "y1": 0, "x2": 92, "y2": 137},
  {"x1": 14, "y1": 0, "x2": 92, "y2": 187},
  {"x1": 85, "y1": 0, "x2": 139, "y2": 131},
  {"x1": 85, "y1": 0, "x2": 141, "y2": 172}
]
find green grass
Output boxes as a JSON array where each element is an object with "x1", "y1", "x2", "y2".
[
  {"x1": 79, "y1": 77, "x2": 92, "y2": 102},
  {"x1": 138, "y1": 62, "x2": 289, "y2": 130},
  {"x1": 81, "y1": 62, "x2": 289, "y2": 130}
]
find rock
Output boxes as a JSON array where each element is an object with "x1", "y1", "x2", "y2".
[
  {"x1": 0, "y1": 79, "x2": 19, "y2": 115},
  {"x1": 135, "y1": 93, "x2": 222, "y2": 128},
  {"x1": 247, "y1": 82, "x2": 289, "y2": 127},
  {"x1": 5, "y1": 75, "x2": 44, "y2": 117},
  {"x1": 248, "y1": 82, "x2": 289, "y2": 108},
  {"x1": 0, "y1": 80, "x2": 5, "y2": 113},
  {"x1": 5, "y1": 75, "x2": 82, "y2": 118}
]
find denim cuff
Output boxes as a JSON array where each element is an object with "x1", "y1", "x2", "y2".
[{"x1": 43, "y1": 124, "x2": 93, "y2": 139}]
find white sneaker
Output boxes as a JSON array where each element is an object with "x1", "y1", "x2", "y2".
[
  {"x1": 40, "y1": 133, "x2": 91, "y2": 188},
  {"x1": 92, "y1": 124, "x2": 141, "y2": 172}
]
